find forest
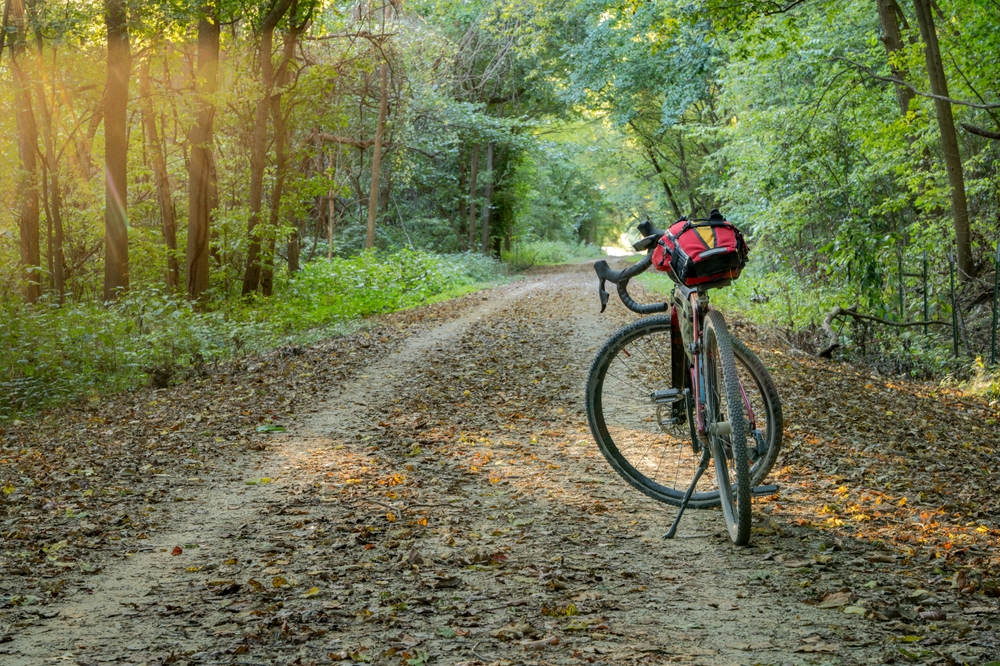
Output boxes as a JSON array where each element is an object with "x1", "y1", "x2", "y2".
[{"x1": 1, "y1": 0, "x2": 999, "y2": 414}]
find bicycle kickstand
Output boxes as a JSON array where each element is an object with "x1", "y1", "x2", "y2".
[{"x1": 664, "y1": 447, "x2": 712, "y2": 539}]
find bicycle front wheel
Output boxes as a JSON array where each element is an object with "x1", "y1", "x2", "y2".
[{"x1": 704, "y1": 310, "x2": 752, "y2": 545}]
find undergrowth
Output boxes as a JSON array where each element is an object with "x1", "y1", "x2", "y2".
[
  {"x1": 501, "y1": 240, "x2": 601, "y2": 270},
  {"x1": 639, "y1": 261, "x2": 978, "y2": 380},
  {"x1": 0, "y1": 250, "x2": 504, "y2": 419}
]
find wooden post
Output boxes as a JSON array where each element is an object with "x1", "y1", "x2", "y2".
[
  {"x1": 991, "y1": 241, "x2": 999, "y2": 365},
  {"x1": 897, "y1": 249, "x2": 904, "y2": 321},
  {"x1": 922, "y1": 251, "x2": 928, "y2": 337},
  {"x1": 366, "y1": 62, "x2": 388, "y2": 250},
  {"x1": 948, "y1": 249, "x2": 958, "y2": 358}
]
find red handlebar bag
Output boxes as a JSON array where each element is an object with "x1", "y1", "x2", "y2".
[{"x1": 652, "y1": 217, "x2": 748, "y2": 286}]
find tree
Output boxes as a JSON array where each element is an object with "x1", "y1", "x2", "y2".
[
  {"x1": 242, "y1": 0, "x2": 294, "y2": 296},
  {"x1": 139, "y1": 55, "x2": 179, "y2": 290},
  {"x1": 186, "y1": 1, "x2": 220, "y2": 302},
  {"x1": 480, "y1": 141, "x2": 493, "y2": 253},
  {"x1": 5, "y1": 0, "x2": 42, "y2": 303},
  {"x1": 875, "y1": 0, "x2": 914, "y2": 117},
  {"x1": 912, "y1": 0, "x2": 973, "y2": 280},
  {"x1": 103, "y1": 0, "x2": 130, "y2": 300},
  {"x1": 366, "y1": 61, "x2": 389, "y2": 250}
]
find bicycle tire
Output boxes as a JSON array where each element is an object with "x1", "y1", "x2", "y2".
[
  {"x1": 704, "y1": 310, "x2": 751, "y2": 545},
  {"x1": 730, "y1": 337, "x2": 783, "y2": 482},
  {"x1": 586, "y1": 315, "x2": 781, "y2": 509}
]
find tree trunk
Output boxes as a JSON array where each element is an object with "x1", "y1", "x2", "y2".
[
  {"x1": 366, "y1": 62, "x2": 389, "y2": 250},
  {"x1": 467, "y1": 143, "x2": 479, "y2": 251},
  {"x1": 457, "y1": 156, "x2": 468, "y2": 251},
  {"x1": 187, "y1": 4, "x2": 219, "y2": 302},
  {"x1": 876, "y1": 0, "x2": 915, "y2": 116},
  {"x1": 262, "y1": 19, "x2": 303, "y2": 295},
  {"x1": 645, "y1": 146, "x2": 682, "y2": 219},
  {"x1": 8, "y1": 0, "x2": 41, "y2": 304},
  {"x1": 912, "y1": 0, "x2": 973, "y2": 280},
  {"x1": 260, "y1": 93, "x2": 287, "y2": 296},
  {"x1": 13, "y1": 63, "x2": 41, "y2": 304},
  {"x1": 242, "y1": 0, "x2": 294, "y2": 295},
  {"x1": 104, "y1": 0, "x2": 130, "y2": 301},
  {"x1": 139, "y1": 57, "x2": 180, "y2": 290},
  {"x1": 480, "y1": 141, "x2": 494, "y2": 253},
  {"x1": 30, "y1": 31, "x2": 65, "y2": 300}
]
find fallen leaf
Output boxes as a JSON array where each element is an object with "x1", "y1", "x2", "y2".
[
  {"x1": 521, "y1": 636, "x2": 558, "y2": 650},
  {"x1": 818, "y1": 591, "x2": 853, "y2": 608},
  {"x1": 171, "y1": 546, "x2": 183, "y2": 556}
]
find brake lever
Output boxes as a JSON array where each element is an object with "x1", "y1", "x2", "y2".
[{"x1": 598, "y1": 277, "x2": 609, "y2": 313}]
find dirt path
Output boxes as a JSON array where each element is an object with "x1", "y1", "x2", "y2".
[{"x1": 2, "y1": 264, "x2": 996, "y2": 665}]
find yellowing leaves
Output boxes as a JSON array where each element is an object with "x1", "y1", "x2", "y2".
[
  {"x1": 42, "y1": 540, "x2": 68, "y2": 554},
  {"x1": 302, "y1": 586, "x2": 321, "y2": 598},
  {"x1": 2, "y1": 483, "x2": 15, "y2": 495}
]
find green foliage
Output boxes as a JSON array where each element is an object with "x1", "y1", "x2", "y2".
[
  {"x1": 639, "y1": 261, "x2": 840, "y2": 331},
  {"x1": 0, "y1": 250, "x2": 504, "y2": 419},
  {"x1": 501, "y1": 240, "x2": 601, "y2": 269}
]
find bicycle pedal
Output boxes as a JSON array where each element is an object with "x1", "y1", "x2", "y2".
[
  {"x1": 751, "y1": 484, "x2": 779, "y2": 497},
  {"x1": 651, "y1": 388, "x2": 682, "y2": 404}
]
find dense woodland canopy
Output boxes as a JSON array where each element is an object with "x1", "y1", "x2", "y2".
[{"x1": 0, "y1": 0, "x2": 999, "y2": 410}]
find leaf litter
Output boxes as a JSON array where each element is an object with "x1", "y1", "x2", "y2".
[{"x1": 1, "y1": 265, "x2": 998, "y2": 665}]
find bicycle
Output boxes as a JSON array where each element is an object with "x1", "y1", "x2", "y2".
[{"x1": 586, "y1": 216, "x2": 782, "y2": 545}]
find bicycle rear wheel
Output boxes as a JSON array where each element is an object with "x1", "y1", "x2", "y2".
[
  {"x1": 586, "y1": 315, "x2": 721, "y2": 508},
  {"x1": 703, "y1": 310, "x2": 751, "y2": 545}
]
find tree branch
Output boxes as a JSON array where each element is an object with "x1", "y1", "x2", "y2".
[
  {"x1": 833, "y1": 56, "x2": 1000, "y2": 109},
  {"x1": 961, "y1": 123, "x2": 1000, "y2": 141},
  {"x1": 317, "y1": 133, "x2": 393, "y2": 150},
  {"x1": 818, "y1": 305, "x2": 948, "y2": 358}
]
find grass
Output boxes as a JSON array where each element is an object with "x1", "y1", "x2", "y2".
[{"x1": 0, "y1": 249, "x2": 505, "y2": 420}]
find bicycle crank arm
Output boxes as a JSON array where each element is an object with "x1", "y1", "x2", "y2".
[{"x1": 751, "y1": 484, "x2": 779, "y2": 497}]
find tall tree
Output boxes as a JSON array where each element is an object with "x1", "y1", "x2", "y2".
[
  {"x1": 467, "y1": 143, "x2": 479, "y2": 250},
  {"x1": 139, "y1": 56, "x2": 179, "y2": 290},
  {"x1": 187, "y1": 2, "x2": 220, "y2": 302},
  {"x1": 242, "y1": 0, "x2": 294, "y2": 296},
  {"x1": 912, "y1": 0, "x2": 973, "y2": 280},
  {"x1": 262, "y1": 12, "x2": 309, "y2": 295},
  {"x1": 31, "y1": 19, "x2": 67, "y2": 301},
  {"x1": 103, "y1": 0, "x2": 131, "y2": 300},
  {"x1": 875, "y1": 0, "x2": 915, "y2": 116},
  {"x1": 6, "y1": 0, "x2": 42, "y2": 303},
  {"x1": 480, "y1": 141, "x2": 493, "y2": 253},
  {"x1": 366, "y1": 61, "x2": 389, "y2": 250}
]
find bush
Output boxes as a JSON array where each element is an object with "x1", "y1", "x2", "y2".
[{"x1": 0, "y1": 250, "x2": 504, "y2": 419}]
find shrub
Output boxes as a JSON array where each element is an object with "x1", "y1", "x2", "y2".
[{"x1": 0, "y1": 250, "x2": 504, "y2": 419}]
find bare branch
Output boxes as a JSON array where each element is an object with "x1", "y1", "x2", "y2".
[
  {"x1": 818, "y1": 305, "x2": 948, "y2": 358},
  {"x1": 961, "y1": 123, "x2": 1000, "y2": 141},
  {"x1": 833, "y1": 56, "x2": 1000, "y2": 109}
]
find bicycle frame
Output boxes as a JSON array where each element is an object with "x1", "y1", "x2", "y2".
[{"x1": 678, "y1": 287, "x2": 759, "y2": 441}]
